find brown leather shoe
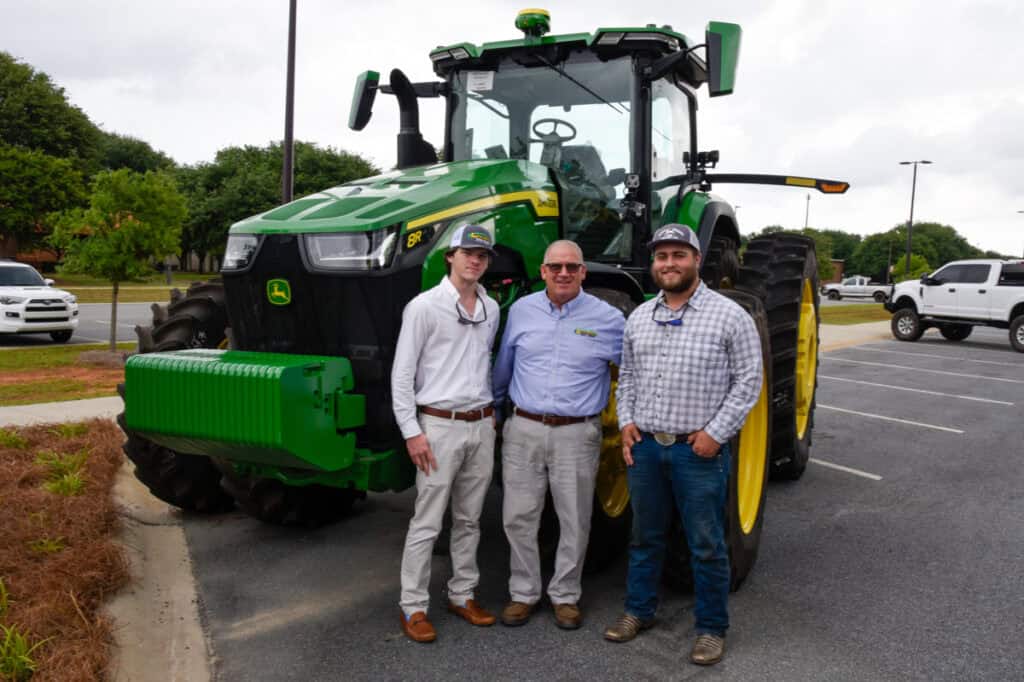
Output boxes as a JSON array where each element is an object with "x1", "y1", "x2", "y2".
[
  {"x1": 401, "y1": 611, "x2": 436, "y2": 643},
  {"x1": 500, "y1": 601, "x2": 535, "y2": 626},
  {"x1": 553, "y1": 603, "x2": 582, "y2": 630},
  {"x1": 603, "y1": 613, "x2": 654, "y2": 642},
  {"x1": 689, "y1": 633, "x2": 725, "y2": 665},
  {"x1": 447, "y1": 599, "x2": 496, "y2": 626}
]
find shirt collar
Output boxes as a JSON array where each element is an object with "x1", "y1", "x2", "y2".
[
  {"x1": 440, "y1": 275, "x2": 486, "y2": 302},
  {"x1": 545, "y1": 289, "x2": 584, "y2": 315},
  {"x1": 655, "y1": 281, "x2": 707, "y2": 312}
]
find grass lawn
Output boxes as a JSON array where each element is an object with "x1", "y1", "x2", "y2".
[
  {"x1": 65, "y1": 287, "x2": 176, "y2": 304},
  {"x1": 820, "y1": 303, "x2": 892, "y2": 325},
  {"x1": 0, "y1": 344, "x2": 133, "y2": 406},
  {"x1": 51, "y1": 272, "x2": 211, "y2": 287},
  {"x1": 0, "y1": 420, "x2": 129, "y2": 680},
  {"x1": 54, "y1": 272, "x2": 217, "y2": 304}
]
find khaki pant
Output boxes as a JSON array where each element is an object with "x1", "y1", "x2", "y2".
[
  {"x1": 399, "y1": 414, "x2": 495, "y2": 617},
  {"x1": 502, "y1": 414, "x2": 602, "y2": 605}
]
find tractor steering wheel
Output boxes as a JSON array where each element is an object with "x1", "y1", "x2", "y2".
[{"x1": 531, "y1": 118, "x2": 577, "y2": 144}]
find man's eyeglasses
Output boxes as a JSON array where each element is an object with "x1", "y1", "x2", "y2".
[
  {"x1": 652, "y1": 306, "x2": 683, "y2": 327},
  {"x1": 543, "y1": 262, "x2": 583, "y2": 274},
  {"x1": 456, "y1": 295, "x2": 488, "y2": 326}
]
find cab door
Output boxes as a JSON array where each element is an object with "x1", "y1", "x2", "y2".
[
  {"x1": 955, "y1": 264, "x2": 992, "y2": 319},
  {"x1": 921, "y1": 265, "x2": 961, "y2": 316}
]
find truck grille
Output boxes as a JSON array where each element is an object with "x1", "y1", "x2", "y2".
[{"x1": 26, "y1": 299, "x2": 68, "y2": 313}]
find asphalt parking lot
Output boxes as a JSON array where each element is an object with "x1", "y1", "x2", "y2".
[{"x1": 182, "y1": 327, "x2": 1023, "y2": 681}]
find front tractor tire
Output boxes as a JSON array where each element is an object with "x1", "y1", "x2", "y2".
[
  {"x1": 664, "y1": 289, "x2": 772, "y2": 592},
  {"x1": 215, "y1": 462, "x2": 363, "y2": 527},
  {"x1": 738, "y1": 234, "x2": 820, "y2": 481},
  {"x1": 118, "y1": 281, "x2": 235, "y2": 512}
]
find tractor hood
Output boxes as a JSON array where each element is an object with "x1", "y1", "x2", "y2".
[{"x1": 229, "y1": 159, "x2": 557, "y2": 236}]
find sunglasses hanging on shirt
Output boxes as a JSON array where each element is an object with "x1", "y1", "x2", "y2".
[
  {"x1": 456, "y1": 294, "x2": 487, "y2": 326},
  {"x1": 652, "y1": 306, "x2": 683, "y2": 327}
]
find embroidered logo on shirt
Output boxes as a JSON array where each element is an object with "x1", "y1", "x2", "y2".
[{"x1": 574, "y1": 328, "x2": 597, "y2": 337}]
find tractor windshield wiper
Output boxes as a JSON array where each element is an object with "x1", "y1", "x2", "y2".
[{"x1": 534, "y1": 55, "x2": 627, "y2": 115}]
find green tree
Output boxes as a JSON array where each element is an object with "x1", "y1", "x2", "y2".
[
  {"x1": 848, "y1": 230, "x2": 900, "y2": 282},
  {"x1": 99, "y1": 131, "x2": 175, "y2": 173},
  {"x1": 745, "y1": 226, "x2": 834, "y2": 280},
  {"x1": 818, "y1": 228, "x2": 861, "y2": 262},
  {"x1": 0, "y1": 52, "x2": 100, "y2": 169},
  {"x1": 176, "y1": 141, "x2": 377, "y2": 272},
  {"x1": 0, "y1": 144, "x2": 86, "y2": 257},
  {"x1": 51, "y1": 169, "x2": 186, "y2": 350},
  {"x1": 891, "y1": 254, "x2": 931, "y2": 282}
]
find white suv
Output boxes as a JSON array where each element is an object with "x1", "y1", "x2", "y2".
[{"x1": 0, "y1": 261, "x2": 79, "y2": 343}]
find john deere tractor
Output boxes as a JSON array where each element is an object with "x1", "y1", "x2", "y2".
[{"x1": 120, "y1": 10, "x2": 847, "y2": 590}]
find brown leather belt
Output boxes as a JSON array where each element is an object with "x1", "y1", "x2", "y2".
[
  {"x1": 513, "y1": 406, "x2": 598, "y2": 427},
  {"x1": 418, "y1": 405, "x2": 494, "y2": 421}
]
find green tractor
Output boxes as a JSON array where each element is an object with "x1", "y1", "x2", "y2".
[{"x1": 120, "y1": 10, "x2": 847, "y2": 590}]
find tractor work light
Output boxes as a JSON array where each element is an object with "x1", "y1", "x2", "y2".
[
  {"x1": 222, "y1": 234, "x2": 261, "y2": 271},
  {"x1": 304, "y1": 227, "x2": 399, "y2": 271},
  {"x1": 596, "y1": 32, "x2": 624, "y2": 45}
]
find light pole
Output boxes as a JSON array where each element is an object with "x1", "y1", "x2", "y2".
[
  {"x1": 899, "y1": 160, "x2": 932, "y2": 276},
  {"x1": 1019, "y1": 210, "x2": 1024, "y2": 258},
  {"x1": 804, "y1": 193, "x2": 810, "y2": 229},
  {"x1": 281, "y1": 0, "x2": 297, "y2": 203}
]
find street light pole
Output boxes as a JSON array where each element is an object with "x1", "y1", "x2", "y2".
[
  {"x1": 281, "y1": 0, "x2": 297, "y2": 203},
  {"x1": 1018, "y1": 210, "x2": 1024, "y2": 258},
  {"x1": 899, "y1": 160, "x2": 932, "y2": 276},
  {"x1": 804, "y1": 193, "x2": 810, "y2": 229}
]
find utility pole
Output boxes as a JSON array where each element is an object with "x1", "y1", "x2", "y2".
[
  {"x1": 281, "y1": 0, "x2": 297, "y2": 203},
  {"x1": 899, "y1": 160, "x2": 932, "y2": 276},
  {"x1": 803, "y1": 193, "x2": 810, "y2": 229}
]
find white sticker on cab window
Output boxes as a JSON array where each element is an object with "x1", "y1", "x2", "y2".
[{"x1": 466, "y1": 71, "x2": 494, "y2": 92}]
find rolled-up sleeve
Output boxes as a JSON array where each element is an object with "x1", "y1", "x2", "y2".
[{"x1": 703, "y1": 311, "x2": 763, "y2": 444}]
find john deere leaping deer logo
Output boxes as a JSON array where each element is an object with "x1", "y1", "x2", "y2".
[{"x1": 266, "y1": 278, "x2": 292, "y2": 306}]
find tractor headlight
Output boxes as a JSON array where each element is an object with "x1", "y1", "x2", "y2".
[
  {"x1": 0, "y1": 296, "x2": 25, "y2": 305},
  {"x1": 305, "y1": 227, "x2": 399, "y2": 271},
  {"x1": 222, "y1": 234, "x2": 261, "y2": 271}
]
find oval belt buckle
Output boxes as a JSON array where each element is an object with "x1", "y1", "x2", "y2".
[{"x1": 653, "y1": 432, "x2": 676, "y2": 446}]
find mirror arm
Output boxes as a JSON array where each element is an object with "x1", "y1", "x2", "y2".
[{"x1": 644, "y1": 44, "x2": 705, "y2": 82}]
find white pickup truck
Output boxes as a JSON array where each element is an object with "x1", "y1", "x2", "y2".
[
  {"x1": 821, "y1": 275, "x2": 890, "y2": 302},
  {"x1": 885, "y1": 258, "x2": 1024, "y2": 352}
]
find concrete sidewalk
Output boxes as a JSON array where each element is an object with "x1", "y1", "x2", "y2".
[{"x1": 0, "y1": 320, "x2": 891, "y2": 682}]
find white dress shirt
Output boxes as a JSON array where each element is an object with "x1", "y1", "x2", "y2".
[{"x1": 391, "y1": 276, "x2": 499, "y2": 439}]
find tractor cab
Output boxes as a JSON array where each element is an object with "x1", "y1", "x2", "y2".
[{"x1": 351, "y1": 9, "x2": 740, "y2": 278}]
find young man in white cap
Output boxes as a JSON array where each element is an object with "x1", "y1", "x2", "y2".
[
  {"x1": 391, "y1": 224, "x2": 501, "y2": 643},
  {"x1": 603, "y1": 224, "x2": 762, "y2": 666}
]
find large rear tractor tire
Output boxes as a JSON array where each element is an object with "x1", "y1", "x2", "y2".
[
  {"x1": 663, "y1": 289, "x2": 772, "y2": 592},
  {"x1": 581, "y1": 287, "x2": 636, "y2": 572},
  {"x1": 737, "y1": 234, "x2": 820, "y2": 481},
  {"x1": 118, "y1": 281, "x2": 235, "y2": 512}
]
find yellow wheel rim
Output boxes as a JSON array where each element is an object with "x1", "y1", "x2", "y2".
[
  {"x1": 737, "y1": 370, "x2": 769, "y2": 534},
  {"x1": 794, "y1": 279, "x2": 818, "y2": 440},
  {"x1": 595, "y1": 370, "x2": 630, "y2": 518}
]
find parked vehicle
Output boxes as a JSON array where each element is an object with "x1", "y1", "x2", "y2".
[
  {"x1": 885, "y1": 259, "x2": 1024, "y2": 351},
  {"x1": 820, "y1": 275, "x2": 889, "y2": 302},
  {"x1": 0, "y1": 261, "x2": 79, "y2": 343}
]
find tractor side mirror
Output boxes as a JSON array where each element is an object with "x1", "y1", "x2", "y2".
[
  {"x1": 607, "y1": 168, "x2": 626, "y2": 186},
  {"x1": 349, "y1": 70, "x2": 379, "y2": 131},
  {"x1": 705, "y1": 22, "x2": 741, "y2": 97}
]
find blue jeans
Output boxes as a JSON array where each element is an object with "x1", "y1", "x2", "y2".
[{"x1": 624, "y1": 435, "x2": 730, "y2": 636}]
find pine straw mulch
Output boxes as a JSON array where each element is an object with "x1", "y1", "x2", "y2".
[{"x1": 0, "y1": 419, "x2": 129, "y2": 681}]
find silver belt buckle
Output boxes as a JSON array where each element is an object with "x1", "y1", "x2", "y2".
[{"x1": 653, "y1": 432, "x2": 676, "y2": 446}]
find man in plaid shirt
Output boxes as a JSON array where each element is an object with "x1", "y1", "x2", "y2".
[{"x1": 603, "y1": 224, "x2": 763, "y2": 667}]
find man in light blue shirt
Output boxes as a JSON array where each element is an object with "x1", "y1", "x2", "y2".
[{"x1": 492, "y1": 239, "x2": 626, "y2": 630}]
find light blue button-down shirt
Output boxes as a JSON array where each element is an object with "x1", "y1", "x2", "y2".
[{"x1": 493, "y1": 290, "x2": 625, "y2": 418}]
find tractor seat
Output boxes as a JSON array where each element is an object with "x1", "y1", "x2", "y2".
[{"x1": 560, "y1": 145, "x2": 616, "y2": 202}]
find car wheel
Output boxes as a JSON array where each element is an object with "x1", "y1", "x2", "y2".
[
  {"x1": 1010, "y1": 315, "x2": 1024, "y2": 353},
  {"x1": 891, "y1": 308, "x2": 924, "y2": 342},
  {"x1": 828, "y1": 290, "x2": 840, "y2": 300},
  {"x1": 873, "y1": 291, "x2": 888, "y2": 303},
  {"x1": 49, "y1": 330, "x2": 73, "y2": 343}
]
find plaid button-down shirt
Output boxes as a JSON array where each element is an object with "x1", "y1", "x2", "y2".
[{"x1": 616, "y1": 282, "x2": 763, "y2": 444}]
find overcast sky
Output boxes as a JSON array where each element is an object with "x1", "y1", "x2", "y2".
[{"x1": 4, "y1": 0, "x2": 1023, "y2": 256}]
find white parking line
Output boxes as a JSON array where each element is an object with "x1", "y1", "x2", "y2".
[
  {"x1": 818, "y1": 404, "x2": 965, "y2": 434},
  {"x1": 819, "y1": 375, "x2": 1014, "y2": 406},
  {"x1": 809, "y1": 458, "x2": 883, "y2": 481},
  {"x1": 855, "y1": 346, "x2": 1022, "y2": 368},
  {"x1": 822, "y1": 358, "x2": 1024, "y2": 384}
]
